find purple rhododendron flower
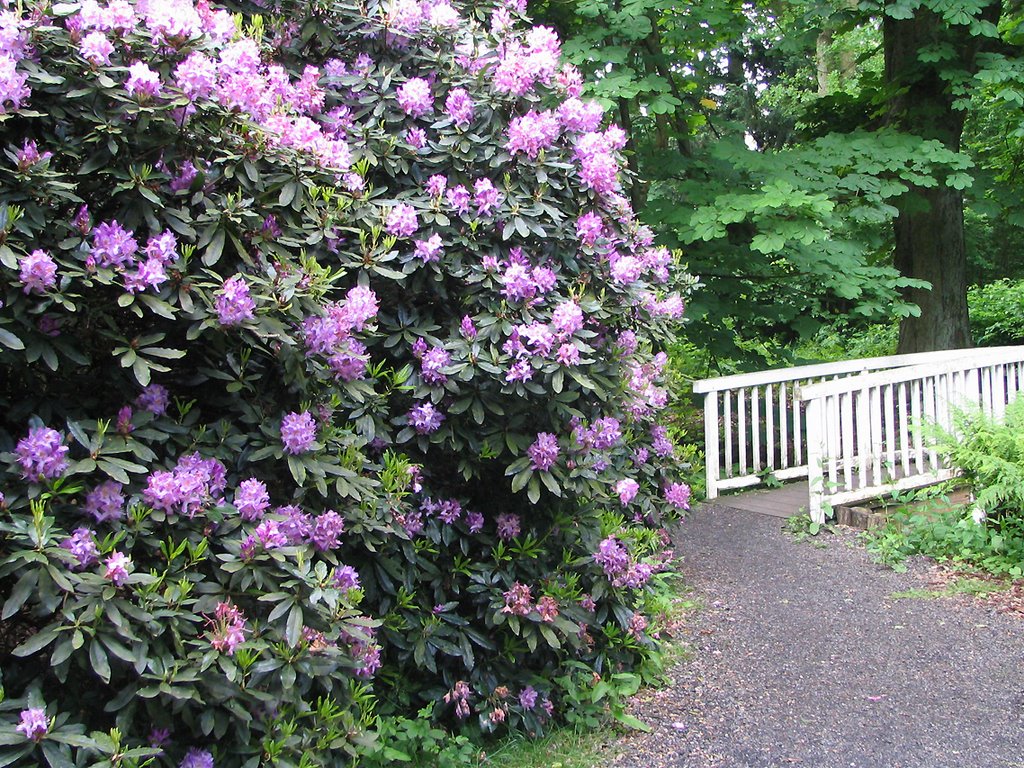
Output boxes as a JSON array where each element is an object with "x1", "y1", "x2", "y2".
[
  {"x1": 465, "y1": 510, "x2": 484, "y2": 532},
  {"x1": 616, "y1": 478, "x2": 639, "y2": 505},
  {"x1": 62, "y1": 527, "x2": 99, "y2": 569},
  {"x1": 254, "y1": 519, "x2": 287, "y2": 549},
  {"x1": 408, "y1": 401, "x2": 444, "y2": 434},
  {"x1": 334, "y1": 564, "x2": 360, "y2": 591},
  {"x1": 496, "y1": 512, "x2": 520, "y2": 540},
  {"x1": 208, "y1": 601, "x2": 246, "y2": 655},
  {"x1": 234, "y1": 478, "x2": 270, "y2": 521},
  {"x1": 179, "y1": 748, "x2": 214, "y2": 768},
  {"x1": 104, "y1": 550, "x2": 132, "y2": 586},
  {"x1": 426, "y1": 174, "x2": 447, "y2": 198},
  {"x1": 396, "y1": 77, "x2": 432, "y2": 117},
  {"x1": 459, "y1": 315, "x2": 477, "y2": 339},
  {"x1": 527, "y1": 432, "x2": 559, "y2": 471},
  {"x1": 85, "y1": 480, "x2": 125, "y2": 523},
  {"x1": 80, "y1": 30, "x2": 114, "y2": 66},
  {"x1": 16, "y1": 426, "x2": 68, "y2": 481},
  {"x1": 90, "y1": 220, "x2": 138, "y2": 269},
  {"x1": 309, "y1": 510, "x2": 345, "y2": 550},
  {"x1": 446, "y1": 184, "x2": 470, "y2": 213},
  {"x1": 576, "y1": 211, "x2": 603, "y2": 245},
  {"x1": 594, "y1": 536, "x2": 629, "y2": 579},
  {"x1": 519, "y1": 686, "x2": 538, "y2": 710},
  {"x1": 473, "y1": 178, "x2": 500, "y2": 214},
  {"x1": 0, "y1": 54, "x2": 30, "y2": 113},
  {"x1": 386, "y1": 203, "x2": 418, "y2": 238},
  {"x1": 125, "y1": 61, "x2": 161, "y2": 99},
  {"x1": 445, "y1": 87, "x2": 474, "y2": 127},
  {"x1": 281, "y1": 411, "x2": 317, "y2": 454},
  {"x1": 501, "y1": 582, "x2": 531, "y2": 616},
  {"x1": 507, "y1": 109, "x2": 560, "y2": 158},
  {"x1": 215, "y1": 275, "x2": 256, "y2": 326},
  {"x1": 420, "y1": 346, "x2": 450, "y2": 384},
  {"x1": 136, "y1": 384, "x2": 169, "y2": 415},
  {"x1": 15, "y1": 708, "x2": 48, "y2": 742},
  {"x1": 414, "y1": 232, "x2": 443, "y2": 262},
  {"x1": 19, "y1": 249, "x2": 57, "y2": 294},
  {"x1": 664, "y1": 482, "x2": 691, "y2": 510}
]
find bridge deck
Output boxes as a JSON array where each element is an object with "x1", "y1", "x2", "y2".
[{"x1": 708, "y1": 482, "x2": 809, "y2": 519}]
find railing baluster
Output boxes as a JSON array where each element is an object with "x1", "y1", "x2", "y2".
[
  {"x1": 870, "y1": 384, "x2": 883, "y2": 488},
  {"x1": 738, "y1": 388, "x2": 747, "y2": 477},
  {"x1": 724, "y1": 391, "x2": 733, "y2": 479},
  {"x1": 766, "y1": 383, "x2": 775, "y2": 470},
  {"x1": 752, "y1": 386, "x2": 762, "y2": 472},
  {"x1": 806, "y1": 396, "x2": 826, "y2": 524},
  {"x1": 794, "y1": 381, "x2": 803, "y2": 467},
  {"x1": 923, "y1": 375, "x2": 938, "y2": 471},
  {"x1": 780, "y1": 382, "x2": 789, "y2": 470},
  {"x1": 898, "y1": 381, "x2": 910, "y2": 478},
  {"x1": 994, "y1": 363, "x2": 1007, "y2": 418},
  {"x1": 840, "y1": 390, "x2": 854, "y2": 491},
  {"x1": 704, "y1": 391, "x2": 721, "y2": 499},
  {"x1": 857, "y1": 384, "x2": 870, "y2": 490},
  {"x1": 827, "y1": 393, "x2": 839, "y2": 491},
  {"x1": 911, "y1": 378, "x2": 923, "y2": 472},
  {"x1": 883, "y1": 383, "x2": 896, "y2": 480}
]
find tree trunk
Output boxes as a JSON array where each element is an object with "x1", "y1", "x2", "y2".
[
  {"x1": 893, "y1": 187, "x2": 971, "y2": 352},
  {"x1": 884, "y1": 11, "x2": 976, "y2": 352}
]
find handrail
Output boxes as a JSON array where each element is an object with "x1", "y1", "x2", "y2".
[
  {"x1": 797, "y1": 347, "x2": 1024, "y2": 401},
  {"x1": 692, "y1": 346, "x2": 1024, "y2": 395}
]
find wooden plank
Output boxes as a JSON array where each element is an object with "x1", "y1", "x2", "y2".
[{"x1": 766, "y1": 383, "x2": 775, "y2": 470}]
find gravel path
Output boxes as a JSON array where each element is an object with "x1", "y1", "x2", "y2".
[{"x1": 611, "y1": 504, "x2": 1024, "y2": 768}]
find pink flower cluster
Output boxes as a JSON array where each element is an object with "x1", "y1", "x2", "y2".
[
  {"x1": 15, "y1": 425, "x2": 68, "y2": 481},
  {"x1": 143, "y1": 452, "x2": 227, "y2": 517},
  {"x1": 593, "y1": 536, "x2": 653, "y2": 589},
  {"x1": 492, "y1": 26, "x2": 561, "y2": 96},
  {"x1": 208, "y1": 600, "x2": 247, "y2": 655},
  {"x1": 302, "y1": 285, "x2": 379, "y2": 381},
  {"x1": 507, "y1": 109, "x2": 560, "y2": 158}
]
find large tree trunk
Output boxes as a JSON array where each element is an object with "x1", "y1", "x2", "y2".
[
  {"x1": 884, "y1": 11, "x2": 979, "y2": 353},
  {"x1": 893, "y1": 187, "x2": 971, "y2": 351}
]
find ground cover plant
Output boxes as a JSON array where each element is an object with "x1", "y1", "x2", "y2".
[
  {"x1": 866, "y1": 402, "x2": 1024, "y2": 578},
  {"x1": 0, "y1": 0, "x2": 692, "y2": 765}
]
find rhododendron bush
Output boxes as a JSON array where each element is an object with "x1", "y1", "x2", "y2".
[{"x1": 0, "y1": 0, "x2": 692, "y2": 764}]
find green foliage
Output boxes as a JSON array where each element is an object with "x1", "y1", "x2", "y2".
[
  {"x1": 867, "y1": 400, "x2": 1024, "y2": 578},
  {"x1": 967, "y1": 279, "x2": 1024, "y2": 346},
  {"x1": 865, "y1": 506, "x2": 1024, "y2": 578}
]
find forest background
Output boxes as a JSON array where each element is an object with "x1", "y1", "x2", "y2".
[{"x1": 527, "y1": 0, "x2": 1024, "y2": 377}]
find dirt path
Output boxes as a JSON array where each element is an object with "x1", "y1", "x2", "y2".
[{"x1": 612, "y1": 505, "x2": 1024, "y2": 768}]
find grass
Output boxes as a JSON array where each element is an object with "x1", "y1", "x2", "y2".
[
  {"x1": 475, "y1": 725, "x2": 623, "y2": 768},
  {"x1": 890, "y1": 575, "x2": 1012, "y2": 600}
]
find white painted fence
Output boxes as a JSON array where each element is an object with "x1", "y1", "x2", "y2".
[{"x1": 694, "y1": 346, "x2": 1024, "y2": 522}]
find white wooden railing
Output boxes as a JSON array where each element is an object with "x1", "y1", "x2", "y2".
[{"x1": 694, "y1": 346, "x2": 1024, "y2": 522}]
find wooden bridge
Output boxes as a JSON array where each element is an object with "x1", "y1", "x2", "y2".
[{"x1": 693, "y1": 346, "x2": 1024, "y2": 522}]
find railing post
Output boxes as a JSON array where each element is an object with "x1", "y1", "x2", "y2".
[
  {"x1": 805, "y1": 396, "x2": 826, "y2": 523},
  {"x1": 704, "y1": 390, "x2": 720, "y2": 499}
]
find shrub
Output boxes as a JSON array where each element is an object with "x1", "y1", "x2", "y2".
[
  {"x1": 967, "y1": 278, "x2": 1024, "y2": 347},
  {"x1": 0, "y1": 0, "x2": 691, "y2": 765}
]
